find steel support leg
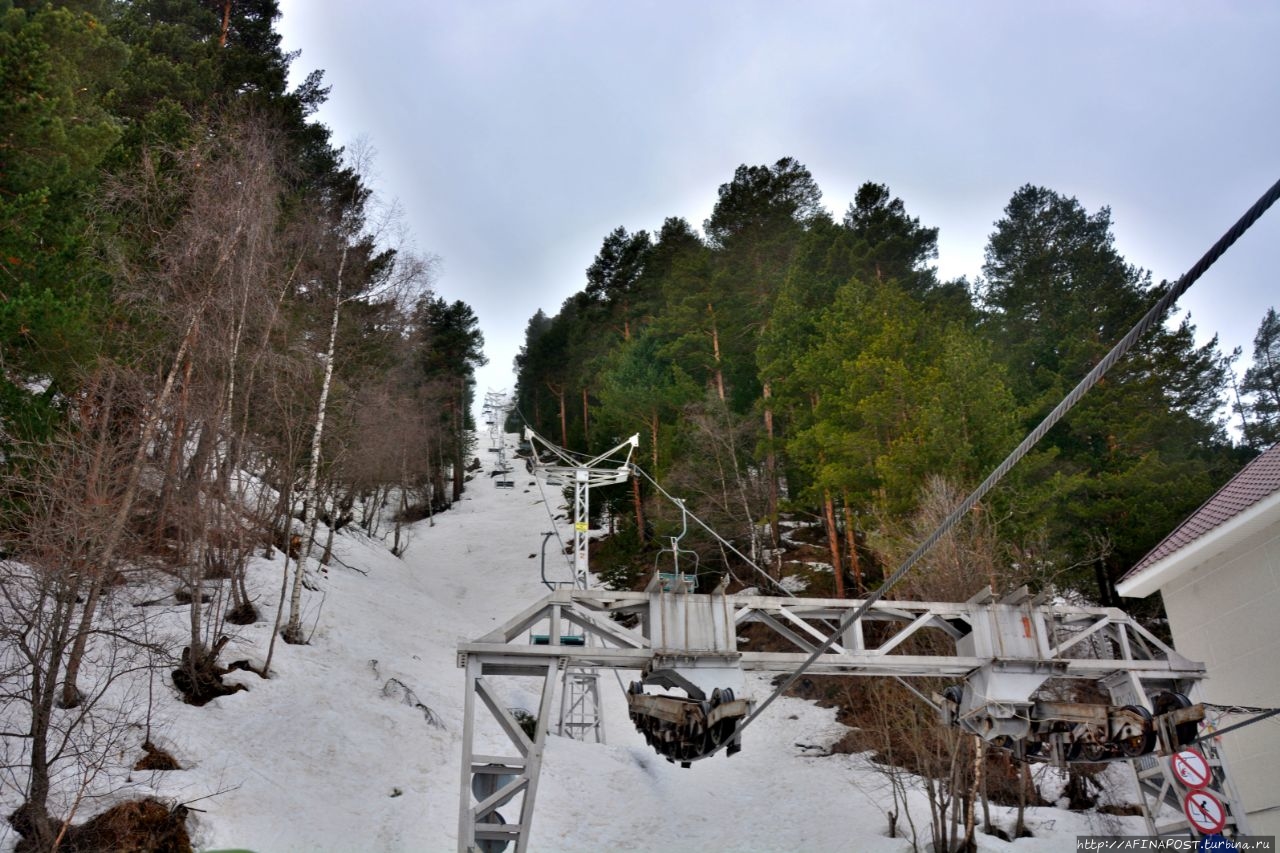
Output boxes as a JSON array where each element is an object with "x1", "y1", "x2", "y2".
[
  {"x1": 558, "y1": 665, "x2": 604, "y2": 743},
  {"x1": 458, "y1": 654, "x2": 560, "y2": 853}
]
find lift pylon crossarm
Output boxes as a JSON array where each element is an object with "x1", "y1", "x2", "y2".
[
  {"x1": 522, "y1": 427, "x2": 639, "y2": 472},
  {"x1": 521, "y1": 427, "x2": 639, "y2": 592}
]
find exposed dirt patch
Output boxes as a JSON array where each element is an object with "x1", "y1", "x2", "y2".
[
  {"x1": 16, "y1": 799, "x2": 191, "y2": 853},
  {"x1": 134, "y1": 741, "x2": 182, "y2": 771},
  {"x1": 224, "y1": 601, "x2": 259, "y2": 625},
  {"x1": 171, "y1": 639, "x2": 249, "y2": 706}
]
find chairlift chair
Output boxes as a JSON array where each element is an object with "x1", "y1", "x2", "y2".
[{"x1": 654, "y1": 499, "x2": 699, "y2": 591}]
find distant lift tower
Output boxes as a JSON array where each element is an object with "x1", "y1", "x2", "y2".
[{"x1": 522, "y1": 429, "x2": 638, "y2": 744}]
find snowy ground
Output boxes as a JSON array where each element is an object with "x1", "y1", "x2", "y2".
[{"x1": 1, "y1": 433, "x2": 1148, "y2": 852}]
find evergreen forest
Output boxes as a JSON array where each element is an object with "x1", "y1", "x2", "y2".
[{"x1": 513, "y1": 158, "x2": 1278, "y2": 607}]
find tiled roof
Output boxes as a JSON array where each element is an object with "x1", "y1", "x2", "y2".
[{"x1": 1121, "y1": 443, "x2": 1280, "y2": 583}]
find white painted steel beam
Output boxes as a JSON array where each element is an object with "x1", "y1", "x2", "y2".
[{"x1": 456, "y1": 586, "x2": 1208, "y2": 851}]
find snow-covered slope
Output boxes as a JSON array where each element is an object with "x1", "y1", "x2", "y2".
[{"x1": 13, "y1": 434, "x2": 1144, "y2": 852}]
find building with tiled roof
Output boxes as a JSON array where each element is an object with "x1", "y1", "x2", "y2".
[{"x1": 1118, "y1": 442, "x2": 1280, "y2": 835}]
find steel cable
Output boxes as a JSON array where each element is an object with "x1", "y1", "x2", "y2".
[
  {"x1": 631, "y1": 463, "x2": 796, "y2": 597},
  {"x1": 722, "y1": 176, "x2": 1280, "y2": 752},
  {"x1": 513, "y1": 411, "x2": 795, "y2": 597},
  {"x1": 1195, "y1": 707, "x2": 1280, "y2": 743}
]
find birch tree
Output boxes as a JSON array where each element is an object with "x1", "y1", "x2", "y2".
[{"x1": 282, "y1": 159, "x2": 431, "y2": 643}]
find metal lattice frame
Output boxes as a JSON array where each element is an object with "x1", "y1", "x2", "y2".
[
  {"x1": 518, "y1": 430, "x2": 637, "y2": 751},
  {"x1": 524, "y1": 430, "x2": 637, "y2": 589},
  {"x1": 457, "y1": 585, "x2": 1207, "y2": 852},
  {"x1": 458, "y1": 653, "x2": 559, "y2": 853},
  {"x1": 460, "y1": 586, "x2": 1204, "y2": 682},
  {"x1": 1115, "y1": 684, "x2": 1254, "y2": 838}
]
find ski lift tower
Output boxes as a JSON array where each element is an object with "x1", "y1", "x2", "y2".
[
  {"x1": 525, "y1": 429, "x2": 638, "y2": 591},
  {"x1": 524, "y1": 429, "x2": 638, "y2": 744},
  {"x1": 482, "y1": 392, "x2": 510, "y2": 454}
]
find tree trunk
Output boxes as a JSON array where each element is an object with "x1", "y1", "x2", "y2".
[
  {"x1": 322, "y1": 515, "x2": 337, "y2": 565},
  {"x1": 1094, "y1": 560, "x2": 1114, "y2": 607},
  {"x1": 1014, "y1": 760, "x2": 1030, "y2": 837},
  {"x1": 22, "y1": 584, "x2": 78, "y2": 845},
  {"x1": 762, "y1": 381, "x2": 780, "y2": 555},
  {"x1": 218, "y1": 0, "x2": 231, "y2": 47},
  {"x1": 964, "y1": 735, "x2": 981, "y2": 850},
  {"x1": 63, "y1": 307, "x2": 206, "y2": 706},
  {"x1": 823, "y1": 491, "x2": 844, "y2": 598},
  {"x1": 285, "y1": 247, "x2": 346, "y2": 643},
  {"x1": 842, "y1": 491, "x2": 862, "y2": 594},
  {"x1": 436, "y1": 438, "x2": 448, "y2": 511},
  {"x1": 452, "y1": 376, "x2": 465, "y2": 502},
  {"x1": 631, "y1": 474, "x2": 646, "y2": 543},
  {"x1": 979, "y1": 740, "x2": 992, "y2": 833},
  {"x1": 263, "y1": 492, "x2": 293, "y2": 677},
  {"x1": 709, "y1": 303, "x2": 726, "y2": 402},
  {"x1": 156, "y1": 355, "x2": 194, "y2": 545},
  {"x1": 557, "y1": 385, "x2": 567, "y2": 447},
  {"x1": 393, "y1": 457, "x2": 407, "y2": 556},
  {"x1": 649, "y1": 410, "x2": 659, "y2": 471}
]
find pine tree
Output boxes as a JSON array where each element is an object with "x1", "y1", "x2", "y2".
[
  {"x1": 1239, "y1": 307, "x2": 1280, "y2": 448},
  {"x1": 584, "y1": 226, "x2": 653, "y2": 343},
  {"x1": 979, "y1": 185, "x2": 1237, "y2": 603},
  {"x1": 415, "y1": 296, "x2": 487, "y2": 500},
  {"x1": 703, "y1": 157, "x2": 824, "y2": 411},
  {"x1": 0, "y1": 3, "x2": 127, "y2": 442}
]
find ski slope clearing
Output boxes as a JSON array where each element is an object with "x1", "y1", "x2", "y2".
[{"x1": 2, "y1": 435, "x2": 1143, "y2": 852}]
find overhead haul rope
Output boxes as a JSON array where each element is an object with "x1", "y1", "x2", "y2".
[
  {"x1": 631, "y1": 464, "x2": 796, "y2": 598},
  {"x1": 714, "y1": 177, "x2": 1280, "y2": 756},
  {"x1": 515, "y1": 422, "x2": 575, "y2": 576},
  {"x1": 1195, "y1": 704, "x2": 1280, "y2": 743},
  {"x1": 1203, "y1": 702, "x2": 1280, "y2": 715}
]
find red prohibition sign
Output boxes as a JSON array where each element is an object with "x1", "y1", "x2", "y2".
[
  {"x1": 1183, "y1": 789, "x2": 1227, "y2": 835},
  {"x1": 1171, "y1": 748, "x2": 1212, "y2": 789}
]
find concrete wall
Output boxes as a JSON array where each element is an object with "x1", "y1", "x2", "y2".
[{"x1": 1160, "y1": 518, "x2": 1280, "y2": 836}]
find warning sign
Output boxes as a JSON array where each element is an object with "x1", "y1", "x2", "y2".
[
  {"x1": 574, "y1": 522, "x2": 588, "y2": 533},
  {"x1": 1183, "y1": 789, "x2": 1227, "y2": 835},
  {"x1": 1171, "y1": 748, "x2": 1212, "y2": 789}
]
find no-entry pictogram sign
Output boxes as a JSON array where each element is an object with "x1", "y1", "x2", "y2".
[
  {"x1": 1171, "y1": 748, "x2": 1212, "y2": 789},
  {"x1": 1183, "y1": 789, "x2": 1228, "y2": 835}
]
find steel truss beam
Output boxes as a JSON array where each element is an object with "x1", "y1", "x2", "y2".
[
  {"x1": 459, "y1": 586, "x2": 1204, "y2": 683},
  {"x1": 457, "y1": 585, "x2": 1206, "y2": 851}
]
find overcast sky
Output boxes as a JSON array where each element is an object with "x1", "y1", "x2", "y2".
[{"x1": 276, "y1": 2, "x2": 1279, "y2": 418}]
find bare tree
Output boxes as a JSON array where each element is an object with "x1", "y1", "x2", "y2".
[
  {"x1": 281, "y1": 148, "x2": 432, "y2": 643},
  {"x1": 845, "y1": 476, "x2": 1036, "y2": 851},
  {"x1": 662, "y1": 392, "x2": 770, "y2": 580},
  {"x1": 0, "y1": 373, "x2": 161, "y2": 848}
]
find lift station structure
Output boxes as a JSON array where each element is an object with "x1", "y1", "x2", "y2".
[{"x1": 458, "y1": 437, "x2": 1248, "y2": 853}]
